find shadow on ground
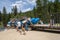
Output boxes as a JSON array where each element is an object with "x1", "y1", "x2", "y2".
[
  {"x1": 33, "y1": 28, "x2": 60, "y2": 34},
  {"x1": 0, "y1": 27, "x2": 60, "y2": 34}
]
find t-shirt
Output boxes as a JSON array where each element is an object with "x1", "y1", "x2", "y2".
[
  {"x1": 7, "y1": 21, "x2": 11, "y2": 27},
  {"x1": 17, "y1": 21, "x2": 21, "y2": 27}
]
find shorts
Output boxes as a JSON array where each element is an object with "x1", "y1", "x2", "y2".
[
  {"x1": 18, "y1": 26, "x2": 21, "y2": 29},
  {"x1": 23, "y1": 23, "x2": 26, "y2": 28}
]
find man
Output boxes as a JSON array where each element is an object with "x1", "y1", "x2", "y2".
[
  {"x1": 7, "y1": 21, "x2": 11, "y2": 29},
  {"x1": 16, "y1": 19, "x2": 26, "y2": 35},
  {"x1": 16, "y1": 20, "x2": 22, "y2": 34},
  {"x1": 7, "y1": 18, "x2": 13, "y2": 29},
  {"x1": 22, "y1": 20, "x2": 27, "y2": 35},
  {"x1": 7, "y1": 18, "x2": 16, "y2": 29},
  {"x1": 22, "y1": 17, "x2": 33, "y2": 31}
]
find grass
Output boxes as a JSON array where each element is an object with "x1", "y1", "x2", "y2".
[{"x1": 0, "y1": 22, "x2": 3, "y2": 28}]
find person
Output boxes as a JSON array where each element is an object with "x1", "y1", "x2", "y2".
[
  {"x1": 25, "y1": 18, "x2": 31, "y2": 31},
  {"x1": 7, "y1": 21, "x2": 11, "y2": 29},
  {"x1": 22, "y1": 17, "x2": 33, "y2": 31},
  {"x1": 22, "y1": 20, "x2": 27, "y2": 35},
  {"x1": 7, "y1": 18, "x2": 17, "y2": 29},
  {"x1": 10, "y1": 18, "x2": 16, "y2": 28},
  {"x1": 7, "y1": 18, "x2": 13, "y2": 29},
  {"x1": 21, "y1": 16, "x2": 29, "y2": 31},
  {"x1": 16, "y1": 18, "x2": 26, "y2": 35},
  {"x1": 16, "y1": 20, "x2": 22, "y2": 34}
]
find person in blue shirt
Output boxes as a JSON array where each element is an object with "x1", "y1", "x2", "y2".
[
  {"x1": 7, "y1": 21, "x2": 12, "y2": 29},
  {"x1": 7, "y1": 18, "x2": 16, "y2": 29}
]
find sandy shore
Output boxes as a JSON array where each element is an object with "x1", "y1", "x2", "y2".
[{"x1": 0, "y1": 29, "x2": 60, "y2": 40}]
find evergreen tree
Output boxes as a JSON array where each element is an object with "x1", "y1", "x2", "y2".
[
  {"x1": 54, "y1": 0, "x2": 60, "y2": 12},
  {"x1": 0, "y1": 11, "x2": 2, "y2": 22},
  {"x1": 2, "y1": 7, "x2": 7, "y2": 27},
  {"x1": 19, "y1": 10, "x2": 22, "y2": 16},
  {"x1": 12, "y1": 6, "x2": 18, "y2": 16},
  {"x1": 43, "y1": 0, "x2": 50, "y2": 23},
  {"x1": 36, "y1": 0, "x2": 42, "y2": 17},
  {"x1": 7, "y1": 13, "x2": 11, "y2": 21},
  {"x1": 33, "y1": 7, "x2": 37, "y2": 17},
  {"x1": 43, "y1": 0, "x2": 48, "y2": 13}
]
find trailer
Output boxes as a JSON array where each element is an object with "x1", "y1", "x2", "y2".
[
  {"x1": 26, "y1": 18, "x2": 60, "y2": 31},
  {"x1": 28, "y1": 24, "x2": 60, "y2": 31}
]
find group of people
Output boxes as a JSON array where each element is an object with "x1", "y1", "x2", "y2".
[
  {"x1": 6, "y1": 17, "x2": 41, "y2": 35},
  {"x1": 7, "y1": 17, "x2": 31, "y2": 35}
]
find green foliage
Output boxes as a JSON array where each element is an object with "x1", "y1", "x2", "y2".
[
  {"x1": 36, "y1": 0, "x2": 42, "y2": 17},
  {"x1": 12, "y1": 6, "x2": 18, "y2": 16},
  {"x1": 0, "y1": 11, "x2": 2, "y2": 22},
  {"x1": 2, "y1": 7, "x2": 8, "y2": 25},
  {"x1": 54, "y1": 0, "x2": 60, "y2": 12},
  {"x1": 1, "y1": 0, "x2": 60, "y2": 24}
]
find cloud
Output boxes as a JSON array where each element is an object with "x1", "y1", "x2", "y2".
[
  {"x1": 10, "y1": 0, "x2": 36, "y2": 12},
  {"x1": 26, "y1": 0, "x2": 36, "y2": 5},
  {"x1": 0, "y1": 0, "x2": 13, "y2": 13},
  {"x1": 16, "y1": 1, "x2": 26, "y2": 4},
  {"x1": 0, "y1": 0, "x2": 55, "y2": 13},
  {"x1": 22, "y1": 8, "x2": 32, "y2": 12},
  {"x1": 11, "y1": 0, "x2": 27, "y2": 8}
]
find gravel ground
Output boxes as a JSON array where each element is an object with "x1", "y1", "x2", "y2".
[{"x1": 0, "y1": 29, "x2": 60, "y2": 40}]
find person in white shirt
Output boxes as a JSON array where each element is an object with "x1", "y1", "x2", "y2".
[
  {"x1": 15, "y1": 20, "x2": 22, "y2": 34},
  {"x1": 16, "y1": 20, "x2": 26, "y2": 35}
]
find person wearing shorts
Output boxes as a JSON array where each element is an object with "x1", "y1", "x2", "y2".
[{"x1": 16, "y1": 20, "x2": 26, "y2": 35}]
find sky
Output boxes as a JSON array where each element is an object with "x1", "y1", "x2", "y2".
[
  {"x1": 0, "y1": 0, "x2": 54, "y2": 13},
  {"x1": 0, "y1": 0, "x2": 36, "y2": 13}
]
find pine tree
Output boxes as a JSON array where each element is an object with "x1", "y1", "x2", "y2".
[
  {"x1": 33, "y1": 7, "x2": 37, "y2": 17},
  {"x1": 54, "y1": 0, "x2": 60, "y2": 12},
  {"x1": 36, "y1": 0, "x2": 42, "y2": 17},
  {"x1": 2, "y1": 7, "x2": 7, "y2": 27},
  {"x1": 0, "y1": 11, "x2": 2, "y2": 22},
  {"x1": 12, "y1": 6, "x2": 18, "y2": 16},
  {"x1": 7, "y1": 13, "x2": 11, "y2": 21}
]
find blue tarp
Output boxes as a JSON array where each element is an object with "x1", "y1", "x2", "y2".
[
  {"x1": 31, "y1": 18, "x2": 40, "y2": 24},
  {"x1": 27, "y1": 18, "x2": 40, "y2": 24}
]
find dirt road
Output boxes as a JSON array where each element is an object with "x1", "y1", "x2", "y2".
[{"x1": 0, "y1": 29, "x2": 60, "y2": 40}]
